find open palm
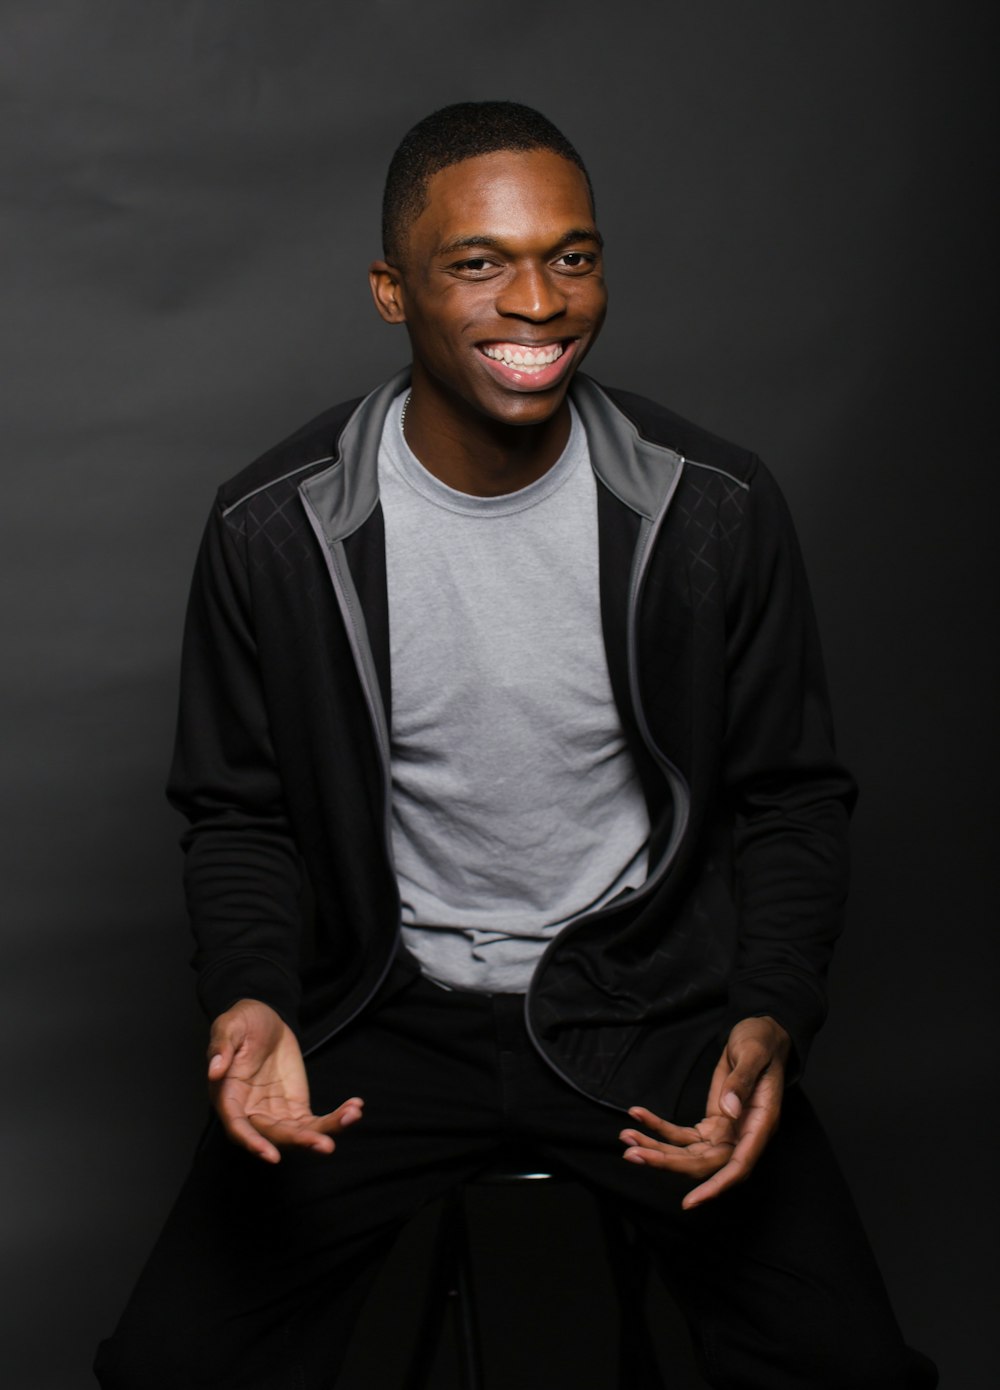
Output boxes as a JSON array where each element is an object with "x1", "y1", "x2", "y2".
[
  {"x1": 620, "y1": 1016, "x2": 790, "y2": 1208},
  {"x1": 208, "y1": 999, "x2": 363, "y2": 1164}
]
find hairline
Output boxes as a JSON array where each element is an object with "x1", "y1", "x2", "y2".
[{"x1": 386, "y1": 149, "x2": 597, "y2": 266}]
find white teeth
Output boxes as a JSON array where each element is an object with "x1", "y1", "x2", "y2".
[{"x1": 483, "y1": 343, "x2": 564, "y2": 370}]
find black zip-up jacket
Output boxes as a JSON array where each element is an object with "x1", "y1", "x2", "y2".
[{"x1": 167, "y1": 371, "x2": 856, "y2": 1118}]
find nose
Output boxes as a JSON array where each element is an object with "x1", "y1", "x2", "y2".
[{"x1": 495, "y1": 262, "x2": 567, "y2": 322}]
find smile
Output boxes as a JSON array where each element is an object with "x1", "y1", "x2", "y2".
[
  {"x1": 477, "y1": 339, "x2": 578, "y2": 390},
  {"x1": 481, "y1": 342, "x2": 565, "y2": 372}
]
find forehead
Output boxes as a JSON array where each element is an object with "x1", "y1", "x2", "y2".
[{"x1": 411, "y1": 149, "x2": 596, "y2": 254}]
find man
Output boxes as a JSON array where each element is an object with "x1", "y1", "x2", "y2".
[{"x1": 96, "y1": 102, "x2": 936, "y2": 1388}]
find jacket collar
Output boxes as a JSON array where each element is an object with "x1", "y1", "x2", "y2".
[
  {"x1": 298, "y1": 367, "x2": 684, "y2": 543},
  {"x1": 572, "y1": 376, "x2": 685, "y2": 520}
]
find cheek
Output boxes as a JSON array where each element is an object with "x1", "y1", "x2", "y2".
[
  {"x1": 410, "y1": 299, "x2": 479, "y2": 345},
  {"x1": 581, "y1": 283, "x2": 608, "y2": 321}
]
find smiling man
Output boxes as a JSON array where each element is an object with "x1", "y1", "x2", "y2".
[
  {"x1": 96, "y1": 103, "x2": 937, "y2": 1390},
  {"x1": 370, "y1": 143, "x2": 606, "y2": 490}
]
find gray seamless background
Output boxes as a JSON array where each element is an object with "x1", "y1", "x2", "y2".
[{"x1": 3, "y1": 3, "x2": 994, "y2": 1386}]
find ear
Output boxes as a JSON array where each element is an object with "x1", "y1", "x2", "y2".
[{"x1": 369, "y1": 260, "x2": 406, "y2": 324}]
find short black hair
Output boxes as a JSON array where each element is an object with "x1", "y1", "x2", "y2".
[{"x1": 381, "y1": 101, "x2": 594, "y2": 263}]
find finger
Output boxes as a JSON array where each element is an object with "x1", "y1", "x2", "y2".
[
  {"x1": 252, "y1": 1098, "x2": 368, "y2": 1153},
  {"x1": 718, "y1": 1042, "x2": 770, "y2": 1120},
  {"x1": 705, "y1": 1047, "x2": 735, "y2": 1118},
  {"x1": 681, "y1": 1149, "x2": 751, "y2": 1207},
  {"x1": 207, "y1": 1044, "x2": 233, "y2": 1081},
  {"x1": 620, "y1": 1131, "x2": 680, "y2": 1156},
  {"x1": 621, "y1": 1128, "x2": 690, "y2": 1157},
  {"x1": 206, "y1": 1015, "x2": 247, "y2": 1081},
  {"x1": 310, "y1": 1097, "x2": 366, "y2": 1135},
  {"x1": 206, "y1": 1025, "x2": 239, "y2": 1080},
  {"x1": 260, "y1": 1119, "x2": 337, "y2": 1155},
  {"x1": 220, "y1": 1111, "x2": 282, "y2": 1164},
  {"x1": 625, "y1": 1108, "x2": 699, "y2": 1145},
  {"x1": 621, "y1": 1144, "x2": 727, "y2": 1178}
]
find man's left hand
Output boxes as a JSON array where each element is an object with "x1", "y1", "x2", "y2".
[{"x1": 619, "y1": 1016, "x2": 791, "y2": 1210}]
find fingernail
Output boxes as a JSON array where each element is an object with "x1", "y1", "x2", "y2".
[
  {"x1": 623, "y1": 1149, "x2": 646, "y2": 1164},
  {"x1": 722, "y1": 1092, "x2": 741, "y2": 1119}
]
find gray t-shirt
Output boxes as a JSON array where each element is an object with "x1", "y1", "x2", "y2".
[{"x1": 378, "y1": 392, "x2": 649, "y2": 992}]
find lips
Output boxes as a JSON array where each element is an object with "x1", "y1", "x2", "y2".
[{"x1": 477, "y1": 338, "x2": 578, "y2": 391}]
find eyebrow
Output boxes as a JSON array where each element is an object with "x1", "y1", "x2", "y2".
[{"x1": 435, "y1": 227, "x2": 604, "y2": 257}]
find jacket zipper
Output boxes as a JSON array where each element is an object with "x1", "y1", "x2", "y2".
[
  {"x1": 523, "y1": 461, "x2": 691, "y2": 1112},
  {"x1": 299, "y1": 492, "x2": 403, "y2": 1057}
]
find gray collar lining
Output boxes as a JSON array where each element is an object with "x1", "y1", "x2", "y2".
[{"x1": 299, "y1": 370, "x2": 686, "y2": 546}]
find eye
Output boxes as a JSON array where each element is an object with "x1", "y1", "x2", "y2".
[
  {"x1": 553, "y1": 251, "x2": 597, "y2": 273},
  {"x1": 449, "y1": 257, "x2": 501, "y2": 278}
]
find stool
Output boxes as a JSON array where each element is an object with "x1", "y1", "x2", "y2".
[{"x1": 404, "y1": 1150, "x2": 665, "y2": 1390}]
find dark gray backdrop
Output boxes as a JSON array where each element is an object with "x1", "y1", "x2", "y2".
[{"x1": 3, "y1": 3, "x2": 994, "y2": 1386}]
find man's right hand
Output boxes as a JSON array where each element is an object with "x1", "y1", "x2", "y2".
[{"x1": 207, "y1": 999, "x2": 364, "y2": 1164}]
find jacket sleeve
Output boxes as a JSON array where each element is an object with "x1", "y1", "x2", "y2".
[
  {"x1": 166, "y1": 498, "x2": 304, "y2": 1030},
  {"x1": 721, "y1": 460, "x2": 857, "y2": 1077}
]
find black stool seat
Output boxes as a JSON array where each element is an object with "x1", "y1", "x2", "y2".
[{"x1": 404, "y1": 1149, "x2": 665, "y2": 1390}]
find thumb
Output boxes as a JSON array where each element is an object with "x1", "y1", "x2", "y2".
[
  {"x1": 207, "y1": 1047, "x2": 231, "y2": 1081},
  {"x1": 207, "y1": 1015, "x2": 246, "y2": 1082},
  {"x1": 719, "y1": 1046, "x2": 769, "y2": 1120}
]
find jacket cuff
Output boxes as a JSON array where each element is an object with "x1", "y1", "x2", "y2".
[
  {"x1": 725, "y1": 971, "x2": 827, "y2": 1085},
  {"x1": 197, "y1": 956, "x2": 302, "y2": 1036}
]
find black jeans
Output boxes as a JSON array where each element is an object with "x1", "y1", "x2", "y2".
[{"x1": 95, "y1": 967, "x2": 937, "y2": 1389}]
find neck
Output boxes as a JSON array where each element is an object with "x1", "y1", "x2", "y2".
[{"x1": 401, "y1": 372, "x2": 571, "y2": 497}]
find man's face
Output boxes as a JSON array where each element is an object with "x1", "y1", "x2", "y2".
[{"x1": 371, "y1": 148, "x2": 606, "y2": 430}]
